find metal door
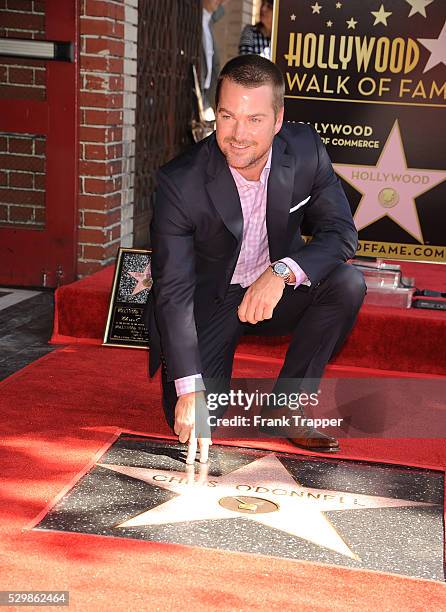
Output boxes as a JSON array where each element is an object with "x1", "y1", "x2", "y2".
[{"x1": 0, "y1": 1, "x2": 78, "y2": 287}]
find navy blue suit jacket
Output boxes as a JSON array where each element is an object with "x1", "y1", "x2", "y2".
[{"x1": 148, "y1": 123, "x2": 358, "y2": 381}]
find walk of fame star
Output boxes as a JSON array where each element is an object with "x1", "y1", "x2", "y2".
[
  {"x1": 333, "y1": 121, "x2": 446, "y2": 243},
  {"x1": 127, "y1": 264, "x2": 152, "y2": 295},
  {"x1": 98, "y1": 454, "x2": 434, "y2": 561},
  {"x1": 418, "y1": 20, "x2": 446, "y2": 74}
]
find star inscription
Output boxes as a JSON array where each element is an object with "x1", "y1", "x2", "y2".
[
  {"x1": 418, "y1": 20, "x2": 446, "y2": 73},
  {"x1": 406, "y1": 0, "x2": 434, "y2": 18},
  {"x1": 333, "y1": 121, "x2": 446, "y2": 243},
  {"x1": 326, "y1": 20, "x2": 333, "y2": 28},
  {"x1": 290, "y1": 13, "x2": 296, "y2": 21},
  {"x1": 371, "y1": 4, "x2": 392, "y2": 26},
  {"x1": 335, "y1": 2, "x2": 342, "y2": 8},
  {"x1": 311, "y1": 2, "x2": 322, "y2": 15},
  {"x1": 127, "y1": 264, "x2": 152, "y2": 295},
  {"x1": 346, "y1": 17, "x2": 357, "y2": 29},
  {"x1": 98, "y1": 454, "x2": 434, "y2": 561}
]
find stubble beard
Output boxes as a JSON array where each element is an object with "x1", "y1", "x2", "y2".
[{"x1": 222, "y1": 140, "x2": 270, "y2": 172}]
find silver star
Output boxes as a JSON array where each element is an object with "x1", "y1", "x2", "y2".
[
  {"x1": 311, "y1": 2, "x2": 322, "y2": 15},
  {"x1": 290, "y1": 13, "x2": 296, "y2": 21},
  {"x1": 99, "y1": 454, "x2": 434, "y2": 560},
  {"x1": 326, "y1": 20, "x2": 333, "y2": 28}
]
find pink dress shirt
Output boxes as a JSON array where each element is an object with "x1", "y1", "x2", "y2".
[{"x1": 175, "y1": 147, "x2": 308, "y2": 395}]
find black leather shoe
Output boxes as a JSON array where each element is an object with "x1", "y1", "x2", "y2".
[
  {"x1": 258, "y1": 405, "x2": 340, "y2": 453},
  {"x1": 288, "y1": 428, "x2": 339, "y2": 453}
]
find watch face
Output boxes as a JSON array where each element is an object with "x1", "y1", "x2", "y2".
[{"x1": 273, "y1": 262, "x2": 288, "y2": 276}]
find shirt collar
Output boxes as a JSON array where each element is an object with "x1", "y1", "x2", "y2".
[
  {"x1": 229, "y1": 147, "x2": 272, "y2": 189},
  {"x1": 203, "y1": 9, "x2": 212, "y2": 24}
]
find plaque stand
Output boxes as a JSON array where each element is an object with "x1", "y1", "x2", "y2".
[
  {"x1": 103, "y1": 248, "x2": 152, "y2": 348},
  {"x1": 352, "y1": 259, "x2": 415, "y2": 308}
]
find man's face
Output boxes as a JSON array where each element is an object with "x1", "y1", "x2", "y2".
[
  {"x1": 260, "y1": 2, "x2": 273, "y2": 30},
  {"x1": 216, "y1": 79, "x2": 284, "y2": 179}
]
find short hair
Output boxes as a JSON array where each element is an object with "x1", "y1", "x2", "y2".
[{"x1": 215, "y1": 54, "x2": 285, "y2": 117}]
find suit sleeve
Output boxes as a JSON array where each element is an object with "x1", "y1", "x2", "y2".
[
  {"x1": 288, "y1": 126, "x2": 358, "y2": 284},
  {"x1": 150, "y1": 169, "x2": 202, "y2": 382}
]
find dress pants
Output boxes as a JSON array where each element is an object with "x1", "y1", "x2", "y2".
[{"x1": 161, "y1": 263, "x2": 366, "y2": 429}]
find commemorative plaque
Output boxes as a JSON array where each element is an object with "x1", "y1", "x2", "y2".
[{"x1": 103, "y1": 248, "x2": 152, "y2": 349}]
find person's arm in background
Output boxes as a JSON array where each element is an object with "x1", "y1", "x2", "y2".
[
  {"x1": 212, "y1": 0, "x2": 232, "y2": 23},
  {"x1": 211, "y1": 3, "x2": 225, "y2": 23},
  {"x1": 238, "y1": 24, "x2": 254, "y2": 55}
]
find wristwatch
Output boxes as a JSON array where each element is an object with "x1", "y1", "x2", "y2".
[{"x1": 270, "y1": 261, "x2": 292, "y2": 283}]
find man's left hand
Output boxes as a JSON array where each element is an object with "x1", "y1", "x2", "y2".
[{"x1": 238, "y1": 267, "x2": 289, "y2": 324}]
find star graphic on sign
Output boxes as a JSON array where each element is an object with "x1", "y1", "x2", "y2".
[
  {"x1": 346, "y1": 17, "x2": 357, "y2": 29},
  {"x1": 406, "y1": 0, "x2": 434, "y2": 18},
  {"x1": 98, "y1": 454, "x2": 434, "y2": 561},
  {"x1": 333, "y1": 121, "x2": 446, "y2": 243},
  {"x1": 418, "y1": 20, "x2": 446, "y2": 73},
  {"x1": 326, "y1": 20, "x2": 333, "y2": 27},
  {"x1": 371, "y1": 4, "x2": 392, "y2": 26},
  {"x1": 290, "y1": 13, "x2": 296, "y2": 21},
  {"x1": 127, "y1": 264, "x2": 152, "y2": 295},
  {"x1": 335, "y1": 2, "x2": 342, "y2": 8},
  {"x1": 311, "y1": 2, "x2": 322, "y2": 15}
]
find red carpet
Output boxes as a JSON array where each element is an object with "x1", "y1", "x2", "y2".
[
  {"x1": 1, "y1": 344, "x2": 446, "y2": 610},
  {"x1": 51, "y1": 262, "x2": 446, "y2": 375}
]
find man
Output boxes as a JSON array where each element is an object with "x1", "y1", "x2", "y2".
[
  {"x1": 148, "y1": 55, "x2": 366, "y2": 464},
  {"x1": 201, "y1": 0, "x2": 225, "y2": 111}
]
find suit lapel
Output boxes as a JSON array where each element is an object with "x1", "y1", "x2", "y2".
[
  {"x1": 266, "y1": 137, "x2": 296, "y2": 262},
  {"x1": 205, "y1": 136, "x2": 243, "y2": 245},
  {"x1": 205, "y1": 133, "x2": 298, "y2": 257}
]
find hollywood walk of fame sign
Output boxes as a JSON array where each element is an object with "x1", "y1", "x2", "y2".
[
  {"x1": 272, "y1": 0, "x2": 446, "y2": 262},
  {"x1": 103, "y1": 248, "x2": 152, "y2": 349},
  {"x1": 34, "y1": 435, "x2": 445, "y2": 582}
]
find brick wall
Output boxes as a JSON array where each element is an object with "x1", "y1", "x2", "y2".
[
  {"x1": 0, "y1": 0, "x2": 138, "y2": 278},
  {"x1": 121, "y1": 0, "x2": 137, "y2": 248},
  {"x1": 1, "y1": 1, "x2": 258, "y2": 281},
  {"x1": 0, "y1": 1, "x2": 47, "y2": 229},
  {"x1": 0, "y1": 0, "x2": 46, "y2": 103},
  {"x1": 0, "y1": 132, "x2": 45, "y2": 227},
  {"x1": 0, "y1": 0, "x2": 45, "y2": 39},
  {"x1": 213, "y1": 0, "x2": 256, "y2": 68},
  {"x1": 78, "y1": 0, "x2": 137, "y2": 277}
]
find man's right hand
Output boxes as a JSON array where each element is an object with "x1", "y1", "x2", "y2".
[{"x1": 174, "y1": 391, "x2": 212, "y2": 465}]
